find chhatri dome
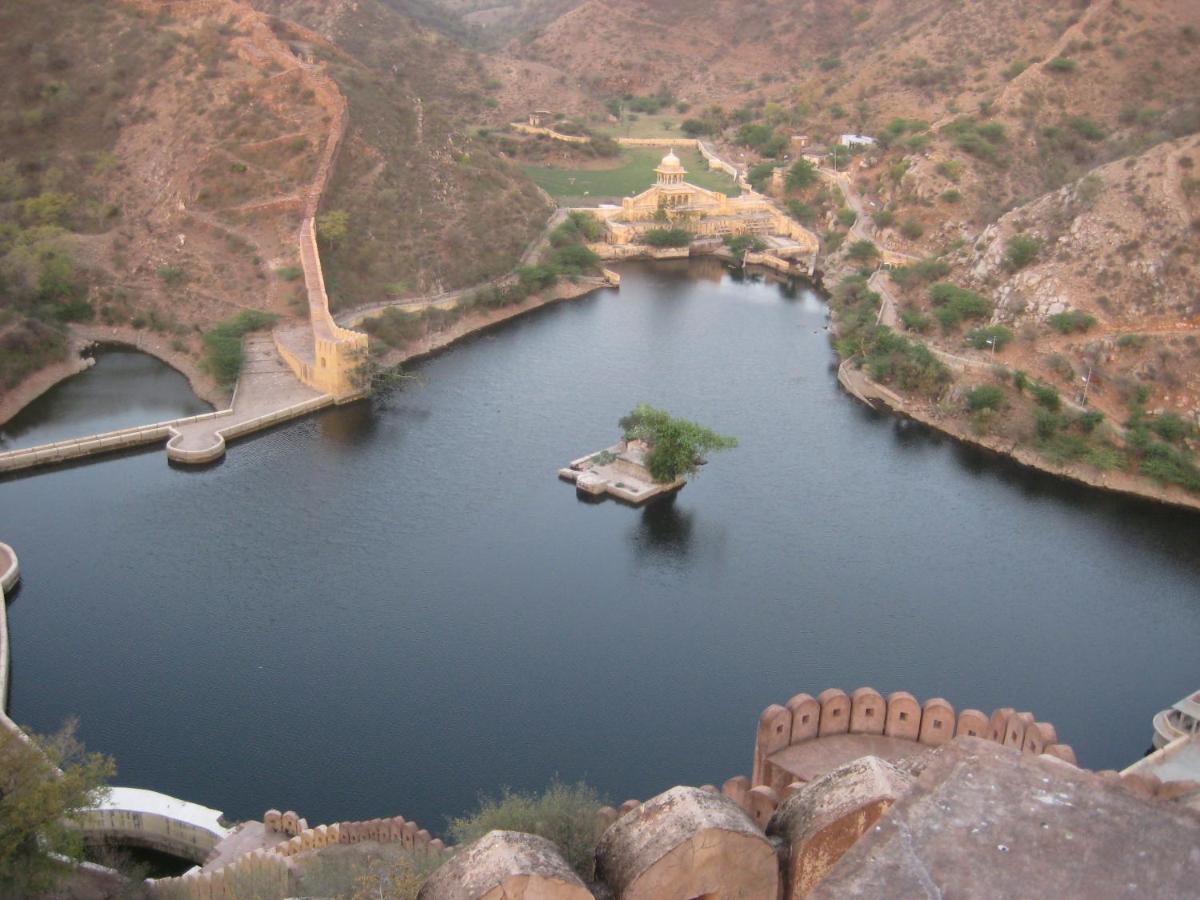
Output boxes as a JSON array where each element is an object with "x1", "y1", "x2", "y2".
[{"x1": 655, "y1": 148, "x2": 686, "y2": 185}]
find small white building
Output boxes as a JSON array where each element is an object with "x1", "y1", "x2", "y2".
[{"x1": 839, "y1": 134, "x2": 877, "y2": 148}]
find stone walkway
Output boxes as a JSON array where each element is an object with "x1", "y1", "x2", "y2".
[{"x1": 0, "y1": 336, "x2": 330, "y2": 473}]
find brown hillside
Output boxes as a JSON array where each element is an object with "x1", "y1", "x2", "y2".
[
  {"x1": 248, "y1": 0, "x2": 552, "y2": 304},
  {"x1": 0, "y1": 0, "x2": 348, "y2": 399}
]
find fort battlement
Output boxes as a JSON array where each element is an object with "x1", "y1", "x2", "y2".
[{"x1": 260, "y1": 808, "x2": 451, "y2": 860}]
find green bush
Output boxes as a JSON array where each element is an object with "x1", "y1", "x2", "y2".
[
  {"x1": 201, "y1": 310, "x2": 277, "y2": 386},
  {"x1": 899, "y1": 219, "x2": 923, "y2": 240},
  {"x1": 275, "y1": 266, "x2": 304, "y2": 281},
  {"x1": 928, "y1": 283, "x2": 992, "y2": 330},
  {"x1": 966, "y1": 325, "x2": 1013, "y2": 351},
  {"x1": 1045, "y1": 57, "x2": 1078, "y2": 73},
  {"x1": 846, "y1": 240, "x2": 879, "y2": 263},
  {"x1": 786, "y1": 158, "x2": 818, "y2": 191},
  {"x1": 642, "y1": 228, "x2": 692, "y2": 248},
  {"x1": 1067, "y1": 116, "x2": 1106, "y2": 141},
  {"x1": 900, "y1": 307, "x2": 933, "y2": 333},
  {"x1": 157, "y1": 265, "x2": 187, "y2": 286},
  {"x1": 941, "y1": 189, "x2": 961, "y2": 203},
  {"x1": 725, "y1": 234, "x2": 767, "y2": 255},
  {"x1": 1004, "y1": 233, "x2": 1040, "y2": 270},
  {"x1": 448, "y1": 782, "x2": 606, "y2": 879},
  {"x1": 786, "y1": 200, "x2": 817, "y2": 223},
  {"x1": 1046, "y1": 309, "x2": 1097, "y2": 333},
  {"x1": 873, "y1": 209, "x2": 895, "y2": 228},
  {"x1": 966, "y1": 384, "x2": 1005, "y2": 411},
  {"x1": 1150, "y1": 413, "x2": 1193, "y2": 443},
  {"x1": 1030, "y1": 383, "x2": 1060, "y2": 411},
  {"x1": 619, "y1": 404, "x2": 737, "y2": 482},
  {"x1": 890, "y1": 258, "x2": 950, "y2": 287},
  {"x1": 836, "y1": 207, "x2": 858, "y2": 228}
]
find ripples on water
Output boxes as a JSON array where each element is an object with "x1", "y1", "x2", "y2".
[{"x1": 3, "y1": 261, "x2": 1199, "y2": 831}]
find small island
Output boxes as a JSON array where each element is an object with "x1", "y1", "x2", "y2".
[{"x1": 559, "y1": 405, "x2": 737, "y2": 505}]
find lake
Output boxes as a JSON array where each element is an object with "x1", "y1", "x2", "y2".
[{"x1": 3, "y1": 259, "x2": 1198, "y2": 834}]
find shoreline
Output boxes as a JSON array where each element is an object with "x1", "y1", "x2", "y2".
[
  {"x1": 4, "y1": 261, "x2": 1195, "y2": 514},
  {"x1": 837, "y1": 360, "x2": 1200, "y2": 514},
  {"x1": 368, "y1": 275, "x2": 616, "y2": 372},
  {"x1": 0, "y1": 323, "x2": 227, "y2": 429}
]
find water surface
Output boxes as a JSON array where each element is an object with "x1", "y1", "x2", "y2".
[
  {"x1": 0, "y1": 348, "x2": 211, "y2": 450},
  {"x1": 3, "y1": 260, "x2": 1198, "y2": 833}
]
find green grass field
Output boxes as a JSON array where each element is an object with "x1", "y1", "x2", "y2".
[
  {"x1": 524, "y1": 147, "x2": 740, "y2": 205},
  {"x1": 592, "y1": 113, "x2": 685, "y2": 139}
]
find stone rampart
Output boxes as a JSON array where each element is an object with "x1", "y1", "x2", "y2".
[
  {"x1": 0, "y1": 542, "x2": 18, "y2": 715},
  {"x1": 261, "y1": 809, "x2": 451, "y2": 861},
  {"x1": 509, "y1": 123, "x2": 591, "y2": 144},
  {"x1": 148, "y1": 848, "x2": 289, "y2": 899},
  {"x1": 748, "y1": 687, "x2": 1076, "y2": 800}
]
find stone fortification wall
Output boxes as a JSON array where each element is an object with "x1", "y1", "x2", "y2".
[
  {"x1": 149, "y1": 849, "x2": 289, "y2": 899},
  {"x1": 510, "y1": 122, "x2": 591, "y2": 144},
  {"x1": 750, "y1": 687, "x2": 1076, "y2": 797},
  {"x1": 261, "y1": 808, "x2": 451, "y2": 860}
]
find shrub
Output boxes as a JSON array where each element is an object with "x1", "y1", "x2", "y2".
[
  {"x1": 1002, "y1": 60, "x2": 1028, "y2": 80},
  {"x1": 846, "y1": 240, "x2": 879, "y2": 263},
  {"x1": 966, "y1": 325, "x2": 1013, "y2": 351},
  {"x1": 873, "y1": 209, "x2": 895, "y2": 228},
  {"x1": 1004, "y1": 233, "x2": 1040, "y2": 270},
  {"x1": 1150, "y1": 412, "x2": 1193, "y2": 442},
  {"x1": 786, "y1": 158, "x2": 818, "y2": 191},
  {"x1": 747, "y1": 163, "x2": 775, "y2": 191},
  {"x1": 891, "y1": 258, "x2": 950, "y2": 287},
  {"x1": 899, "y1": 219, "x2": 923, "y2": 240},
  {"x1": 550, "y1": 243, "x2": 600, "y2": 274},
  {"x1": 786, "y1": 200, "x2": 817, "y2": 223},
  {"x1": 619, "y1": 404, "x2": 737, "y2": 481},
  {"x1": 1067, "y1": 116, "x2": 1106, "y2": 141},
  {"x1": 836, "y1": 207, "x2": 857, "y2": 228},
  {"x1": 941, "y1": 189, "x2": 961, "y2": 203},
  {"x1": 725, "y1": 234, "x2": 767, "y2": 255},
  {"x1": 201, "y1": 310, "x2": 278, "y2": 386},
  {"x1": 1030, "y1": 382, "x2": 1061, "y2": 411},
  {"x1": 1045, "y1": 57, "x2": 1078, "y2": 73},
  {"x1": 966, "y1": 384, "x2": 1005, "y2": 411},
  {"x1": 936, "y1": 160, "x2": 962, "y2": 182},
  {"x1": 448, "y1": 781, "x2": 605, "y2": 879},
  {"x1": 900, "y1": 307, "x2": 933, "y2": 333},
  {"x1": 928, "y1": 283, "x2": 992, "y2": 332},
  {"x1": 642, "y1": 228, "x2": 692, "y2": 248},
  {"x1": 1047, "y1": 309, "x2": 1097, "y2": 333},
  {"x1": 275, "y1": 266, "x2": 304, "y2": 281},
  {"x1": 157, "y1": 265, "x2": 187, "y2": 286}
]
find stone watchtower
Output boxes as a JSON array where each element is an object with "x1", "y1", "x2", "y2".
[{"x1": 655, "y1": 149, "x2": 686, "y2": 186}]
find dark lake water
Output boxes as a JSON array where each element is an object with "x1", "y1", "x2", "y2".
[
  {"x1": 0, "y1": 348, "x2": 211, "y2": 450},
  {"x1": 3, "y1": 260, "x2": 1199, "y2": 834}
]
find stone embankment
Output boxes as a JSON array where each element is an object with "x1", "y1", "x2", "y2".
[{"x1": 836, "y1": 360, "x2": 1200, "y2": 512}]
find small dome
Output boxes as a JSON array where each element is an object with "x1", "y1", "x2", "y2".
[{"x1": 659, "y1": 149, "x2": 682, "y2": 169}]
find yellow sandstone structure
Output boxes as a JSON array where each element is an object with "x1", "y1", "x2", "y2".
[{"x1": 591, "y1": 150, "x2": 817, "y2": 254}]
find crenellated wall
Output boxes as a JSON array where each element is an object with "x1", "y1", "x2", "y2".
[
  {"x1": 261, "y1": 808, "x2": 451, "y2": 860},
  {"x1": 747, "y1": 687, "x2": 1076, "y2": 801},
  {"x1": 148, "y1": 848, "x2": 289, "y2": 899}
]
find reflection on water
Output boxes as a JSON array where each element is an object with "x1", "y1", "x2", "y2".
[{"x1": 631, "y1": 493, "x2": 694, "y2": 559}]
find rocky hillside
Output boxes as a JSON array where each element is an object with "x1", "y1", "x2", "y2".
[{"x1": 0, "y1": 0, "x2": 340, "y2": 395}]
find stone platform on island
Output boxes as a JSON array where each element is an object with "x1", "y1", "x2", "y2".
[{"x1": 559, "y1": 438, "x2": 684, "y2": 505}]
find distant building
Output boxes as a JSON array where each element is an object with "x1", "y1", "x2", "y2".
[
  {"x1": 528, "y1": 110, "x2": 554, "y2": 127},
  {"x1": 839, "y1": 133, "x2": 877, "y2": 148},
  {"x1": 591, "y1": 150, "x2": 816, "y2": 249}
]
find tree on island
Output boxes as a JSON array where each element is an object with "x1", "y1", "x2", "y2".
[{"x1": 619, "y1": 405, "x2": 737, "y2": 482}]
